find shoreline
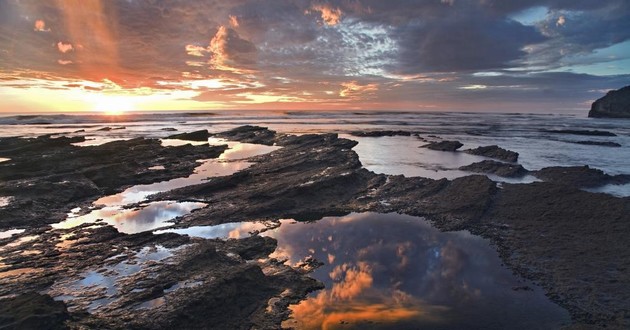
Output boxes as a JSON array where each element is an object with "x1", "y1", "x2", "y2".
[{"x1": 1, "y1": 126, "x2": 628, "y2": 328}]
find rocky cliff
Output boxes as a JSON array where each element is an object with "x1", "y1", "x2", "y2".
[{"x1": 588, "y1": 85, "x2": 630, "y2": 118}]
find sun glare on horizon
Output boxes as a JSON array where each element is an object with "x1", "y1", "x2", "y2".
[{"x1": 90, "y1": 95, "x2": 136, "y2": 115}]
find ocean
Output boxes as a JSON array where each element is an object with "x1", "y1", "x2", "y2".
[{"x1": 1, "y1": 110, "x2": 628, "y2": 195}]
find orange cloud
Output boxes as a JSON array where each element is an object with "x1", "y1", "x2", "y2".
[
  {"x1": 339, "y1": 81, "x2": 378, "y2": 98},
  {"x1": 58, "y1": 60, "x2": 73, "y2": 65},
  {"x1": 287, "y1": 261, "x2": 447, "y2": 329},
  {"x1": 229, "y1": 15, "x2": 240, "y2": 28},
  {"x1": 34, "y1": 20, "x2": 50, "y2": 32},
  {"x1": 57, "y1": 42, "x2": 74, "y2": 53},
  {"x1": 208, "y1": 26, "x2": 256, "y2": 73},
  {"x1": 185, "y1": 44, "x2": 207, "y2": 57},
  {"x1": 309, "y1": 4, "x2": 343, "y2": 26}
]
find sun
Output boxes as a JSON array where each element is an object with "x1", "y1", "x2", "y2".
[{"x1": 91, "y1": 95, "x2": 136, "y2": 115}]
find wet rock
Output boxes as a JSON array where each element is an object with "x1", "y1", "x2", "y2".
[
  {"x1": 0, "y1": 293, "x2": 70, "y2": 330},
  {"x1": 160, "y1": 128, "x2": 177, "y2": 132},
  {"x1": 464, "y1": 145, "x2": 519, "y2": 162},
  {"x1": 543, "y1": 129, "x2": 617, "y2": 137},
  {"x1": 572, "y1": 140, "x2": 621, "y2": 147},
  {"x1": 460, "y1": 160, "x2": 527, "y2": 177},
  {"x1": 2, "y1": 125, "x2": 630, "y2": 329},
  {"x1": 166, "y1": 130, "x2": 210, "y2": 141},
  {"x1": 533, "y1": 165, "x2": 630, "y2": 188},
  {"x1": 349, "y1": 130, "x2": 413, "y2": 137},
  {"x1": 214, "y1": 125, "x2": 277, "y2": 145},
  {"x1": 479, "y1": 182, "x2": 630, "y2": 326},
  {"x1": 0, "y1": 136, "x2": 227, "y2": 229},
  {"x1": 421, "y1": 140, "x2": 463, "y2": 151},
  {"x1": 588, "y1": 85, "x2": 630, "y2": 118}
]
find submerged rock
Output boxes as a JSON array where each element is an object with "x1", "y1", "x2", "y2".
[
  {"x1": 350, "y1": 130, "x2": 413, "y2": 137},
  {"x1": 421, "y1": 140, "x2": 463, "y2": 151},
  {"x1": 588, "y1": 85, "x2": 630, "y2": 118},
  {"x1": 166, "y1": 130, "x2": 210, "y2": 141},
  {"x1": 460, "y1": 160, "x2": 527, "y2": 177},
  {"x1": 572, "y1": 140, "x2": 621, "y2": 147},
  {"x1": 544, "y1": 129, "x2": 617, "y2": 137},
  {"x1": 464, "y1": 145, "x2": 519, "y2": 162}
]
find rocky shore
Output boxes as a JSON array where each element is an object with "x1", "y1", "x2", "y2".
[{"x1": 1, "y1": 127, "x2": 629, "y2": 329}]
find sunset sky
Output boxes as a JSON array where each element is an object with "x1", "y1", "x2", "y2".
[{"x1": 0, "y1": 0, "x2": 629, "y2": 113}]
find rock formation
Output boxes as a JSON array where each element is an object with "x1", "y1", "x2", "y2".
[{"x1": 589, "y1": 85, "x2": 630, "y2": 118}]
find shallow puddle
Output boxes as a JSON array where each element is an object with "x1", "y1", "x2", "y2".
[
  {"x1": 0, "y1": 228, "x2": 25, "y2": 239},
  {"x1": 49, "y1": 245, "x2": 176, "y2": 313},
  {"x1": 0, "y1": 196, "x2": 12, "y2": 208},
  {"x1": 95, "y1": 139, "x2": 279, "y2": 207},
  {"x1": 263, "y1": 213, "x2": 570, "y2": 330},
  {"x1": 52, "y1": 201, "x2": 206, "y2": 234},
  {"x1": 154, "y1": 221, "x2": 273, "y2": 240}
]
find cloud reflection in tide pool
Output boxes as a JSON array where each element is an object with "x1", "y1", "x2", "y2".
[
  {"x1": 263, "y1": 213, "x2": 570, "y2": 330},
  {"x1": 52, "y1": 201, "x2": 206, "y2": 234}
]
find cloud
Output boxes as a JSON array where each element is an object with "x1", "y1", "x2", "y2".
[
  {"x1": 340, "y1": 81, "x2": 378, "y2": 98},
  {"x1": 57, "y1": 59, "x2": 73, "y2": 65},
  {"x1": 57, "y1": 42, "x2": 73, "y2": 53},
  {"x1": 208, "y1": 26, "x2": 256, "y2": 72},
  {"x1": 229, "y1": 15, "x2": 239, "y2": 28},
  {"x1": 185, "y1": 44, "x2": 207, "y2": 57},
  {"x1": 556, "y1": 15, "x2": 566, "y2": 26},
  {"x1": 34, "y1": 19, "x2": 50, "y2": 32},
  {"x1": 308, "y1": 3, "x2": 343, "y2": 26}
]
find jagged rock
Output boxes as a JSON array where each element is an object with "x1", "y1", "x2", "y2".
[
  {"x1": 533, "y1": 165, "x2": 630, "y2": 188},
  {"x1": 421, "y1": 140, "x2": 463, "y2": 151},
  {"x1": 0, "y1": 293, "x2": 70, "y2": 330},
  {"x1": 166, "y1": 130, "x2": 210, "y2": 141},
  {"x1": 589, "y1": 85, "x2": 630, "y2": 118},
  {"x1": 214, "y1": 125, "x2": 277, "y2": 145},
  {"x1": 460, "y1": 160, "x2": 527, "y2": 177},
  {"x1": 464, "y1": 145, "x2": 519, "y2": 162}
]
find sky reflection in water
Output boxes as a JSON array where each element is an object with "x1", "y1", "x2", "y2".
[
  {"x1": 264, "y1": 213, "x2": 570, "y2": 330},
  {"x1": 53, "y1": 201, "x2": 206, "y2": 234},
  {"x1": 95, "y1": 139, "x2": 279, "y2": 206}
]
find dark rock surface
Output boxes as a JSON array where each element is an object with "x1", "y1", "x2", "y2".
[
  {"x1": 544, "y1": 129, "x2": 617, "y2": 137},
  {"x1": 1, "y1": 126, "x2": 629, "y2": 329},
  {"x1": 350, "y1": 130, "x2": 413, "y2": 137},
  {"x1": 477, "y1": 182, "x2": 630, "y2": 326},
  {"x1": 214, "y1": 125, "x2": 277, "y2": 145},
  {"x1": 464, "y1": 145, "x2": 519, "y2": 162},
  {"x1": 460, "y1": 160, "x2": 527, "y2": 177},
  {"x1": 421, "y1": 140, "x2": 463, "y2": 151},
  {"x1": 0, "y1": 293, "x2": 69, "y2": 330},
  {"x1": 572, "y1": 140, "x2": 621, "y2": 147},
  {"x1": 589, "y1": 85, "x2": 630, "y2": 118},
  {"x1": 166, "y1": 129, "x2": 211, "y2": 141},
  {"x1": 0, "y1": 136, "x2": 227, "y2": 230},
  {"x1": 533, "y1": 165, "x2": 630, "y2": 188}
]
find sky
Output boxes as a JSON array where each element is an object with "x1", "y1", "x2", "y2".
[{"x1": 0, "y1": 0, "x2": 629, "y2": 113}]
